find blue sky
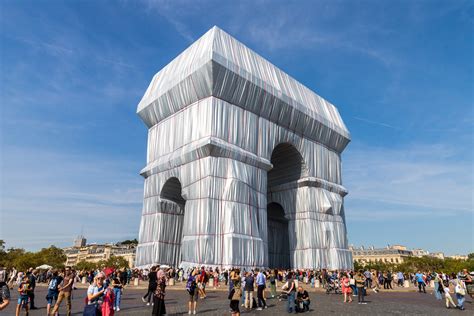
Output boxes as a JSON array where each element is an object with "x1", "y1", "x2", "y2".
[{"x1": 0, "y1": 0, "x2": 472, "y2": 255}]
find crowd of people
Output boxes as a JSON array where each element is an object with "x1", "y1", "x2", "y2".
[{"x1": 0, "y1": 264, "x2": 471, "y2": 315}]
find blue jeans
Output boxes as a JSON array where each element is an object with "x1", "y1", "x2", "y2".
[
  {"x1": 113, "y1": 288, "x2": 121, "y2": 308},
  {"x1": 287, "y1": 292, "x2": 295, "y2": 313},
  {"x1": 456, "y1": 293, "x2": 465, "y2": 309},
  {"x1": 434, "y1": 283, "x2": 442, "y2": 300}
]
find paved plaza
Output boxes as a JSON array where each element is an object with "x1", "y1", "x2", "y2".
[{"x1": 3, "y1": 284, "x2": 471, "y2": 315}]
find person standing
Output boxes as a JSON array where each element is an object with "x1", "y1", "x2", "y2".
[
  {"x1": 26, "y1": 268, "x2": 38, "y2": 310},
  {"x1": 386, "y1": 271, "x2": 393, "y2": 289},
  {"x1": 415, "y1": 271, "x2": 426, "y2": 293},
  {"x1": 229, "y1": 269, "x2": 242, "y2": 316},
  {"x1": 112, "y1": 274, "x2": 123, "y2": 311},
  {"x1": 341, "y1": 272, "x2": 353, "y2": 303},
  {"x1": 0, "y1": 266, "x2": 10, "y2": 311},
  {"x1": 269, "y1": 271, "x2": 277, "y2": 298},
  {"x1": 51, "y1": 267, "x2": 74, "y2": 316},
  {"x1": 355, "y1": 270, "x2": 367, "y2": 304},
  {"x1": 244, "y1": 271, "x2": 254, "y2": 309},
  {"x1": 142, "y1": 266, "x2": 157, "y2": 306},
  {"x1": 256, "y1": 268, "x2": 267, "y2": 310},
  {"x1": 16, "y1": 275, "x2": 30, "y2": 316},
  {"x1": 455, "y1": 279, "x2": 467, "y2": 311},
  {"x1": 152, "y1": 268, "x2": 167, "y2": 315},
  {"x1": 396, "y1": 271, "x2": 404, "y2": 287},
  {"x1": 433, "y1": 272, "x2": 442, "y2": 301},
  {"x1": 46, "y1": 270, "x2": 63, "y2": 315},
  {"x1": 186, "y1": 269, "x2": 198, "y2": 315},
  {"x1": 285, "y1": 272, "x2": 296, "y2": 313}
]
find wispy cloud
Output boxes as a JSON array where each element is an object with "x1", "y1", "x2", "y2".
[
  {"x1": 344, "y1": 143, "x2": 473, "y2": 217},
  {"x1": 353, "y1": 116, "x2": 400, "y2": 130},
  {"x1": 0, "y1": 145, "x2": 144, "y2": 250}
]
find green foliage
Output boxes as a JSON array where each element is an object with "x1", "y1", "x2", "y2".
[
  {"x1": 75, "y1": 260, "x2": 98, "y2": 271},
  {"x1": 118, "y1": 239, "x2": 138, "y2": 245},
  {"x1": 355, "y1": 256, "x2": 472, "y2": 274},
  {"x1": 0, "y1": 244, "x2": 66, "y2": 271},
  {"x1": 100, "y1": 256, "x2": 130, "y2": 269}
]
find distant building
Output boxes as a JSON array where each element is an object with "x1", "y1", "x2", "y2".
[
  {"x1": 447, "y1": 255, "x2": 468, "y2": 260},
  {"x1": 350, "y1": 245, "x2": 449, "y2": 265},
  {"x1": 412, "y1": 248, "x2": 430, "y2": 257},
  {"x1": 350, "y1": 245, "x2": 413, "y2": 264},
  {"x1": 73, "y1": 235, "x2": 87, "y2": 248},
  {"x1": 63, "y1": 239, "x2": 136, "y2": 268}
]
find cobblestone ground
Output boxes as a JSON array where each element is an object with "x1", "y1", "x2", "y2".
[{"x1": 3, "y1": 285, "x2": 472, "y2": 315}]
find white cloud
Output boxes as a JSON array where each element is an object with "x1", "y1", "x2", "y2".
[{"x1": 343, "y1": 143, "x2": 474, "y2": 217}]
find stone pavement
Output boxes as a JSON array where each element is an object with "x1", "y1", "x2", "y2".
[{"x1": 3, "y1": 285, "x2": 471, "y2": 315}]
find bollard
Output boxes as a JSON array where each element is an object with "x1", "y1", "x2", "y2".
[
  {"x1": 82, "y1": 276, "x2": 86, "y2": 284},
  {"x1": 429, "y1": 280, "x2": 434, "y2": 288},
  {"x1": 134, "y1": 278, "x2": 139, "y2": 286},
  {"x1": 315, "y1": 280, "x2": 320, "y2": 288},
  {"x1": 404, "y1": 280, "x2": 410, "y2": 288},
  {"x1": 169, "y1": 278, "x2": 175, "y2": 286},
  {"x1": 208, "y1": 278, "x2": 213, "y2": 287}
]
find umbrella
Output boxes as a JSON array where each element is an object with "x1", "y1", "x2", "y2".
[{"x1": 36, "y1": 264, "x2": 53, "y2": 270}]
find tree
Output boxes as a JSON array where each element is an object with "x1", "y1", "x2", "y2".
[
  {"x1": 118, "y1": 239, "x2": 138, "y2": 245},
  {"x1": 75, "y1": 260, "x2": 98, "y2": 271}
]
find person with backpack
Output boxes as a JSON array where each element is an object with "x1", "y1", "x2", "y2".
[
  {"x1": 0, "y1": 266, "x2": 10, "y2": 311},
  {"x1": 51, "y1": 267, "x2": 74, "y2": 316},
  {"x1": 186, "y1": 269, "x2": 198, "y2": 315},
  {"x1": 15, "y1": 275, "x2": 30, "y2": 316},
  {"x1": 46, "y1": 270, "x2": 63, "y2": 315},
  {"x1": 455, "y1": 278, "x2": 467, "y2": 310}
]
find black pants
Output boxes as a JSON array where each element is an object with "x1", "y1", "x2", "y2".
[
  {"x1": 144, "y1": 286, "x2": 156, "y2": 303},
  {"x1": 257, "y1": 285, "x2": 266, "y2": 307},
  {"x1": 28, "y1": 290, "x2": 35, "y2": 308},
  {"x1": 357, "y1": 287, "x2": 365, "y2": 302},
  {"x1": 418, "y1": 282, "x2": 426, "y2": 293}
]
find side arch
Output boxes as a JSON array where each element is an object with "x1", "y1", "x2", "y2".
[{"x1": 268, "y1": 143, "x2": 307, "y2": 188}]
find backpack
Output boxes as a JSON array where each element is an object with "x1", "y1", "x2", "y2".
[
  {"x1": 186, "y1": 276, "x2": 196, "y2": 294},
  {"x1": 0, "y1": 270, "x2": 7, "y2": 283},
  {"x1": 48, "y1": 277, "x2": 58, "y2": 290}
]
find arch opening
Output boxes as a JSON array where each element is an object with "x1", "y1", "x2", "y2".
[
  {"x1": 267, "y1": 202, "x2": 290, "y2": 269},
  {"x1": 268, "y1": 143, "x2": 305, "y2": 188},
  {"x1": 159, "y1": 177, "x2": 186, "y2": 267}
]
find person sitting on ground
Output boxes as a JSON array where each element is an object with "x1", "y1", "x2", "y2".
[{"x1": 296, "y1": 286, "x2": 310, "y2": 312}]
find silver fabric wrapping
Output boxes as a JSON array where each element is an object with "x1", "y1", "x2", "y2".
[{"x1": 135, "y1": 27, "x2": 352, "y2": 270}]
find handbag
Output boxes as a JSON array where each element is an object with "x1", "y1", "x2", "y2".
[
  {"x1": 83, "y1": 304, "x2": 99, "y2": 316},
  {"x1": 228, "y1": 288, "x2": 235, "y2": 300},
  {"x1": 455, "y1": 285, "x2": 466, "y2": 296}
]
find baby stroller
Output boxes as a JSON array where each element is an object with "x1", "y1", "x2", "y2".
[{"x1": 325, "y1": 278, "x2": 341, "y2": 294}]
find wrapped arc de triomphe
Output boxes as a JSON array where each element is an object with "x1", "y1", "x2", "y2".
[{"x1": 135, "y1": 26, "x2": 352, "y2": 270}]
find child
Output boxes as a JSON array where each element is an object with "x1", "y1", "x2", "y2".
[
  {"x1": 16, "y1": 276, "x2": 29, "y2": 316},
  {"x1": 443, "y1": 283, "x2": 456, "y2": 309}
]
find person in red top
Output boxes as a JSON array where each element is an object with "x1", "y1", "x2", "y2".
[{"x1": 341, "y1": 272, "x2": 353, "y2": 303}]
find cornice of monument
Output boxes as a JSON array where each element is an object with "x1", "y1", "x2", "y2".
[{"x1": 136, "y1": 26, "x2": 351, "y2": 153}]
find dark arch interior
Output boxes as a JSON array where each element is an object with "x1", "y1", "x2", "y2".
[
  {"x1": 160, "y1": 177, "x2": 185, "y2": 207},
  {"x1": 267, "y1": 202, "x2": 290, "y2": 269},
  {"x1": 268, "y1": 143, "x2": 304, "y2": 188},
  {"x1": 159, "y1": 177, "x2": 185, "y2": 267}
]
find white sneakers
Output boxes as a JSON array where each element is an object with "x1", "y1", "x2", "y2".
[
  {"x1": 146, "y1": 302, "x2": 150, "y2": 306},
  {"x1": 117, "y1": 307, "x2": 120, "y2": 311},
  {"x1": 188, "y1": 311, "x2": 196, "y2": 315},
  {"x1": 142, "y1": 297, "x2": 146, "y2": 303}
]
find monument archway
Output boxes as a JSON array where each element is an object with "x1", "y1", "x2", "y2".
[
  {"x1": 267, "y1": 143, "x2": 305, "y2": 268},
  {"x1": 266, "y1": 202, "x2": 290, "y2": 268},
  {"x1": 160, "y1": 177, "x2": 185, "y2": 267}
]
